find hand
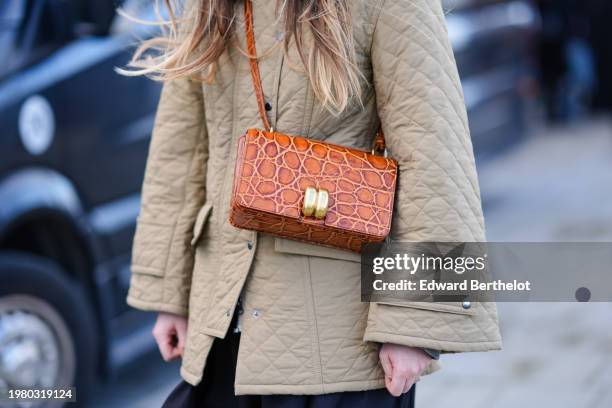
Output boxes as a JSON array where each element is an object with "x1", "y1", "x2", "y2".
[
  {"x1": 152, "y1": 312, "x2": 188, "y2": 361},
  {"x1": 380, "y1": 343, "x2": 432, "y2": 396}
]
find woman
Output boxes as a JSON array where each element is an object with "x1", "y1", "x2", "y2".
[{"x1": 125, "y1": 0, "x2": 502, "y2": 406}]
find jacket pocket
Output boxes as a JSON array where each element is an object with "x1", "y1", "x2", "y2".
[
  {"x1": 273, "y1": 237, "x2": 361, "y2": 263},
  {"x1": 374, "y1": 300, "x2": 476, "y2": 316},
  {"x1": 190, "y1": 203, "x2": 214, "y2": 247}
]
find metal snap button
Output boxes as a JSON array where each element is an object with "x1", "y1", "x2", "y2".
[
  {"x1": 462, "y1": 301, "x2": 471, "y2": 310},
  {"x1": 247, "y1": 240, "x2": 254, "y2": 250},
  {"x1": 252, "y1": 309, "x2": 260, "y2": 318}
]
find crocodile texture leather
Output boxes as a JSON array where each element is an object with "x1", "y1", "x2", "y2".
[{"x1": 230, "y1": 129, "x2": 397, "y2": 252}]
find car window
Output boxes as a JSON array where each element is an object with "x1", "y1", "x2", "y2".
[
  {"x1": 0, "y1": 0, "x2": 74, "y2": 80},
  {"x1": 0, "y1": 0, "x2": 26, "y2": 77}
]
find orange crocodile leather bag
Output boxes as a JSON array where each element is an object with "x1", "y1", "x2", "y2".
[{"x1": 229, "y1": 0, "x2": 398, "y2": 253}]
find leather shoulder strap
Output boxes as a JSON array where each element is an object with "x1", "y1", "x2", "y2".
[
  {"x1": 244, "y1": 0, "x2": 272, "y2": 131},
  {"x1": 243, "y1": 0, "x2": 385, "y2": 152}
]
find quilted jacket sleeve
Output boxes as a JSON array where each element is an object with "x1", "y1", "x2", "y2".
[
  {"x1": 364, "y1": 0, "x2": 501, "y2": 352},
  {"x1": 127, "y1": 77, "x2": 208, "y2": 316}
]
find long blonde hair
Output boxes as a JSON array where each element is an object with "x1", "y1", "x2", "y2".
[{"x1": 120, "y1": 0, "x2": 362, "y2": 113}]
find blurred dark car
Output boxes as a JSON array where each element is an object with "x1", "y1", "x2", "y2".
[
  {"x1": 0, "y1": 0, "x2": 161, "y2": 403},
  {"x1": 0, "y1": 0, "x2": 538, "y2": 405}
]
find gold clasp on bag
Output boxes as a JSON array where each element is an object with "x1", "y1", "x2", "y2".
[
  {"x1": 314, "y1": 189, "x2": 329, "y2": 219},
  {"x1": 302, "y1": 187, "x2": 318, "y2": 217},
  {"x1": 302, "y1": 187, "x2": 329, "y2": 219}
]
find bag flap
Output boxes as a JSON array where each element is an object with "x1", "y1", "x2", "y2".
[{"x1": 233, "y1": 129, "x2": 397, "y2": 239}]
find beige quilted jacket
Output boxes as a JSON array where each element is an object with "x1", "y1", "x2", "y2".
[{"x1": 127, "y1": 0, "x2": 502, "y2": 395}]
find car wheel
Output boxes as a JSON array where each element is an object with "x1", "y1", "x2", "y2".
[{"x1": 0, "y1": 252, "x2": 98, "y2": 407}]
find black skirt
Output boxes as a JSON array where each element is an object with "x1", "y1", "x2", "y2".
[{"x1": 162, "y1": 313, "x2": 415, "y2": 408}]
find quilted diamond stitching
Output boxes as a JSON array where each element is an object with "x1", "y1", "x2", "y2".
[{"x1": 128, "y1": 0, "x2": 502, "y2": 393}]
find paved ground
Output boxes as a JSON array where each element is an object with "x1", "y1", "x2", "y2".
[
  {"x1": 92, "y1": 117, "x2": 612, "y2": 407},
  {"x1": 90, "y1": 359, "x2": 179, "y2": 407},
  {"x1": 417, "y1": 116, "x2": 612, "y2": 408},
  {"x1": 478, "y1": 117, "x2": 612, "y2": 242}
]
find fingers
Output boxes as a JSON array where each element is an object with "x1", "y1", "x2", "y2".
[
  {"x1": 402, "y1": 377, "x2": 413, "y2": 394},
  {"x1": 152, "y1": 313, "x2": 188, "y2": 362},
  {"x1": 380, "y1": 350, "x2": 406, "y2": 397},
  {"x1": 387, "y1": 368, "x2": 417, "y2": 396},
  {"x1": 153, "y1": 327, "x2": 177, "y2": 361},
  {"x1": 380, "y1": 349, "x2": 393, "y2": 378},
  {"x1": 380, "y1": 346, "x2": 400, "y2": 396},
  {"x1": 175, "y1": 317, "x2": 188, "y2": 357},
  {"x1": 380, "y1": 344, "x2": 423, "y2": 397},
  {"x1": 385, "y1": 373, "x2": 405, "y2": 397},
  {"x1": 167, "y1": 331, "x2": 182, "y2": 361}
]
